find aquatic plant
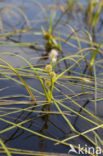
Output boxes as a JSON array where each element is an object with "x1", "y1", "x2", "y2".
[{"x1": 0, "y1": 0, "x2": 103, "y2": 156}]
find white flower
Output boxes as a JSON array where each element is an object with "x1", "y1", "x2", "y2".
[
  {"x1": 49, "y1": 49, "x2": 58, "y2": 63},
  {"x1": 95, "y1": 0, "x2": 99, "y2": 3},
  {"x1": 52, "y1": 58, "x2": 57, "y2": 63}
]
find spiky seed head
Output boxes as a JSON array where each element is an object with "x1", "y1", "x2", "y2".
[
  {"x1": 45, "y1": 79, "x2": 51, "y2": 88},
  {"x1": 50, "y1": 71, "x2": 56, "y2": 78},
  {"x1": 44, "y1": 33, "x2": 52, "y2": 40},
  {"x1": 45, "y1": 64, "x2": 52, "y2": 72}
]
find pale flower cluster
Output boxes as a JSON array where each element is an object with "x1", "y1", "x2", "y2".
[
  {"x1": 95, "y1": 0, "x2": 99, "y2": 3},
  {"x1": 49, "y1": 49, "x2": 58, "y2": 63}
]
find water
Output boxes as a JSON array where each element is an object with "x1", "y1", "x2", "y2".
[{"x1": 0, "y1": 0, "x2": 103, "y2": 155}]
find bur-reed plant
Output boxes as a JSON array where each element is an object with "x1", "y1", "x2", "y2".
[
  {"x1": 0, "y1": 49, "x2": 103, "y2": 155},
  {"x1": 0, "y1": 1, "x2": 103, "y2": 156}
]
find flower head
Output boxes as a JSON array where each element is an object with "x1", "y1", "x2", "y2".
[
  {"x1": 45, "y1": 64, "x2": 52, "y2": 72},
  {"x1": 49, "y1": 49, "x2": 58, "y2": 63},
  {"x1": 50, "y1": 71, "x2": 56, "y2": 78},
  {"x1": 45, "y1": 79, "x2": 51, "y2": 88}
]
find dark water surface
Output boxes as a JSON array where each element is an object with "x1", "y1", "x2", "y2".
[{"x1": 0, "y1": 0, "x2": 103, "y2": 156}]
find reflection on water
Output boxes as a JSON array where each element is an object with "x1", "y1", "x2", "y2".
[
  {"x1": 0, "y1": 0, "x2": 103, "y2": 155},
  {"x1": 0, "y1": 77, "x2": 101, "y2": 154},
  {"x1": 0, "y1": 97, "x2": 71, "y2": 153}
]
